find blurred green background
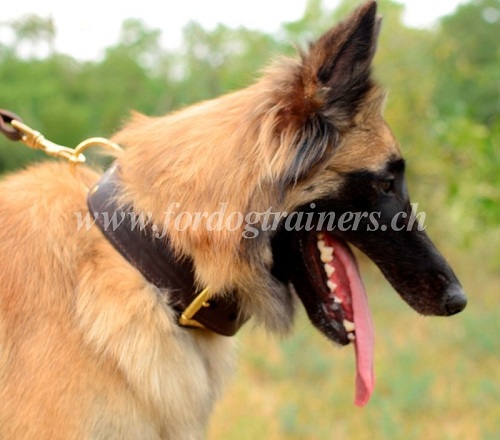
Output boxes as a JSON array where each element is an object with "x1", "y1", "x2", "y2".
[{"x1": 1, "y1": 0, "x2": 498, "y2": 438}]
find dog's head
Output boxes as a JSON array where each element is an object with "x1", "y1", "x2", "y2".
[{"x1": 116, "y1": 0, "x2": 466, "y2": 406}]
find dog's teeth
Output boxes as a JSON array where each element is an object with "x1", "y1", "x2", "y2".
[
  {"x1": 333, "y1": 296, "x2": 343, "y2": 304},
  {"x1": 324, "y1": 264, "x2": 335, "y2": 277},
  {"x1": 320, "y1": 247, "x2": 334, "y2": 263},
  {"x1": 317, "y1": 238, "x2": 334, "y2": 263},
  {"x1": 343, "y1": 319, "x2": 355, "y2": 332},
  {"x1": 327, "y1": 280, "x2": 337, "y2": 291},
  {"x1": 347, "y1": 333, "x2": 356, "y2": 341}
]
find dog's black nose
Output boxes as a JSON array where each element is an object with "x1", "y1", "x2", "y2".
[{"x1": 444, "y1": 285, "x2": 467, "y2": 315}]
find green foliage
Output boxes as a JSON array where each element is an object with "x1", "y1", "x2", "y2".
[
  {"x1": 426, "y1": 0, "x2": 500, "y2": 245},
  {"x1": 433, "y1": 0, "x2": 500, "y2": 125},
  {"x1": 436, "y1": 117, "x2": 500, "y2": 234},
  {"x1": 176, "y1": 22, "x2": 286, "y2": 104}
]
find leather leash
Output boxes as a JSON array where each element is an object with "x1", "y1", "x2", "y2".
[{"x1": 0, "y1": 109, "x2": 23, "y2": 141}]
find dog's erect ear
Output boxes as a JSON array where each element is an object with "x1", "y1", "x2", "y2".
[
  {"x1": 305, "y1": 1, "x2": 381, "y2": 120},
  {"x1": 266, "y1": 2, "x2": 382, "y2": 183}
]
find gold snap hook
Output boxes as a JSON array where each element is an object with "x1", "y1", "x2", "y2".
[{"x1": 9, "y1": 120, "x2": 122, "y2": 166}]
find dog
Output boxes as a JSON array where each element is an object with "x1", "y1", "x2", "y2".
[{"x1": 0, "y1": 2, "x2": 466, "y2": 438}]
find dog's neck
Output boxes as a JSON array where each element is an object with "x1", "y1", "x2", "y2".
[{"x1": 87, "y1": 164, "x2": 246, "y2": 336}]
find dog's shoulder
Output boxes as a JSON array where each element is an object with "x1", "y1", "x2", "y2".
[
  {"x1": 0, "y1": 161, "x2": 98, "y2": 206},
  {"x1": 0, "y1": 161, "x2": 99, "y2": 289}
]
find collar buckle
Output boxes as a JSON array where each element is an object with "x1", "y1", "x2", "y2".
[{"x1": 179, "y1": 287, "x2": 211, "y2": 329}]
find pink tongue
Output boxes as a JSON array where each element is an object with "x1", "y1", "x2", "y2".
[{"x1": 332, "y1": 244, "x2": 375, "y2": 406}]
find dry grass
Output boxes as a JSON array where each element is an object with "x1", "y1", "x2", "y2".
[{"x1": 208, "y1": 254, "x2": 499, "y2": 439}]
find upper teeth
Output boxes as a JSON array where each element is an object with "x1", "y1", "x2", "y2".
[
  {"x1": 317, "y1": 236, "x2": 346, "y2": 326},
  {"x1": 317, "y1": 236, "x2": 334, "y2": 263},
  {"x1": 324, "y1": 264, "x2": 335, "y2": 277},
  {"x1": 318, "y1": 247, "x2": 333, "y2": 264}
]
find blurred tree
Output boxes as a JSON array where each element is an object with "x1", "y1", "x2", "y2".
[
  {"x1": 82, "y1": 19, "x2": 169, "y2": 132},
  {"x1": 10, "y1": 15, "x2": 56, "y2": 57},
  {"x1": 433, "y1": 0, "x2": 499, "y2": 126},
  {"x1": 429, "y1": 0, "x2": 500, "y2": 241},
  {"x1": 176, "y1": 22, "x2": 284, "y2": 105},
  {"x1": 282, "y1": 0, "x2": 334, "y2": 43}
]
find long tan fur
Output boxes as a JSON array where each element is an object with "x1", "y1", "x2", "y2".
[{"x1": 0, "y1": 2, "x2": 399, "y2": 438}]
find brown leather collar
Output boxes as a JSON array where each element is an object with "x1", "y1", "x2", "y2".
[{"x1": 87, "y1": 164, "x2": 247, "y2": 336}]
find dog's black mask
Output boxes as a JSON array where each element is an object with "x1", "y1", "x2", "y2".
[{"x1": 271, "y1": 158, "x2": 466, "y2": 346}]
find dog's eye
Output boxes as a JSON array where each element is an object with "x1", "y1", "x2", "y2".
[{"x1": 379, "y1": 179, "x2": 394, "y2": 193}]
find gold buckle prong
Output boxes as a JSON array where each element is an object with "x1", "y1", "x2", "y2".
[{"x1": 179, "y1": 287, "x2": 211, "y2": 329}]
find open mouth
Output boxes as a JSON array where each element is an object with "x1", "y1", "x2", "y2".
[
  {"x1": 270, "y1": 200, "x2": 466, "y2": 407},
  {"x1": 272, "y1": 227, "x2": 374, "y2": 406}
]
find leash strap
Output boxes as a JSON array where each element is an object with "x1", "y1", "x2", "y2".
[{"x1": 0, "y1": 109, "x2": 23, "y2": 141}]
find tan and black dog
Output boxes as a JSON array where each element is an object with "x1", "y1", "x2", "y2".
[{"x1": 0, "y1": 2, "x2": 465, "y2": 439}]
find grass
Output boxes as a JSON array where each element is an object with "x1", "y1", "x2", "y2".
[{"x1": 208, "y1": 254, "x2": 499, "y2": 440}]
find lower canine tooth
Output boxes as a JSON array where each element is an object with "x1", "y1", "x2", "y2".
[
  {"x1": 333, "y1": 296, "x2": 342, "y2": 304},
  {"x1": 343, "y1": 319, "x2": 355, "y2": 332},
  {"x1": 347, "y1": 333, "x2": 356, "y2": 341}
]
